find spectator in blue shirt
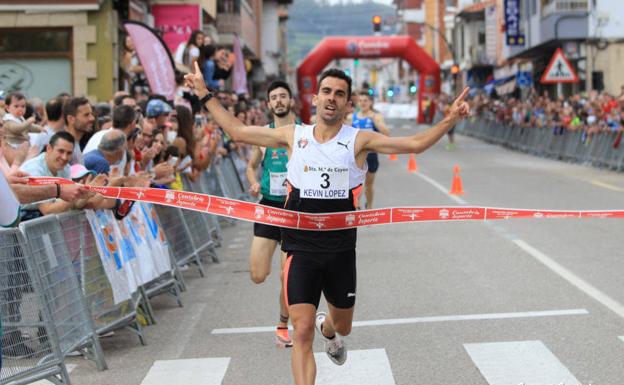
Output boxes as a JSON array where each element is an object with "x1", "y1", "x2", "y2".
[
  {"x1": 19, "y1": 131, "x2": 91, "y2": 220},
  {"x1": 84, "y1": 129, "x2": 127, "y2": 176}
]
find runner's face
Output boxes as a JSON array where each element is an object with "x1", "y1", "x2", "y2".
[
  {"x1": 358, "y1": 95, "x2": 372, "y2": 112},
  {"x1": 268, "y1": 87, "x2": 291, "y2": 118},
  {"x1": 314, "y1": 77, "x2": 350, "y2": 125}
]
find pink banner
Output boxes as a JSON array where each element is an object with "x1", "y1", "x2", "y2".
[
  {"x1": 152, "y1": 4, "x2": 201, "y2": 55},
  {"x1": 124, "y1": 21, "x2": 176, "y2": 101},
  {"x1": 232, "y1": 35, "x2": 248, "y2": 95}
]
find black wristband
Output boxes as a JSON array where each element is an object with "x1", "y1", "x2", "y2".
[
  {"x1": 55, "y1": 183, "x2": 61, "y2": 199},
  {"x1": 200, "y1": 92, "x2": 214, "y2": 105}
]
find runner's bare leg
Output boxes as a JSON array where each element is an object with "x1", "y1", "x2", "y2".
[{"x1": 290, "y1": 304, "x2": 317, "y2": 385}]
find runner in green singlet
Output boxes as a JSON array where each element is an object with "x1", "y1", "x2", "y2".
[{"x1": 245, "y1": 80, "x2": 296, "y2": 347}]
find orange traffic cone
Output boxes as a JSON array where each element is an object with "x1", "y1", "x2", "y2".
[
  {"x1": 449, "y1": 165, "x2": 464, "y2": 195},
  {"x1": 407, "y1": 154, "x2": 418, "y2": 172},
  {"x1": 389, "y1": 153, "x2": 398, "y2": 161}
]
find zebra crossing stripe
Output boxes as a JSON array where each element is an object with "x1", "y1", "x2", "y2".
[
  {"x1": 464, "y1": 340, "x2": 580, "y2": 385},
  {"x1": 140, "y1": 358, "x2": 230, "y2": 385},
  {"x1": 315, "y1": 349, "x2": 396, "y2": 385}
]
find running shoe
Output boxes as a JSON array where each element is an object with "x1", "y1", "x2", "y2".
[
  {"x1": 275, "y1": 327, "x2": 293, "y2": 348},
  {"x1": 315, "y1": 311, "x2": 347, "y2": 365}
]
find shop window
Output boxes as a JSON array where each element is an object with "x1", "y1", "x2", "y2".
[
  {"x1": 0, "y1": 28, "x2": 71, "y2": 56},
  {"x1": 0, "y1": 28, "x2": 72, "y2": 100}
]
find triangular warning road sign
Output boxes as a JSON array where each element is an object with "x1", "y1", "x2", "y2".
[{"x1": 540, "y1": 48, "x2": 579, "y2": 84}]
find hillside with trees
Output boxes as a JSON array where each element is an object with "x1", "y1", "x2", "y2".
[{"x1": 287, "y1": 0, "x2": 396, "y2": 67}]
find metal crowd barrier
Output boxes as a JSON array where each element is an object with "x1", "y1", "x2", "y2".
[
  {"x1": 56, "y1": 211, "x2": 147, "y2": 345},
  {"x1": 216, "y1": 155, "x2": 252, "y2": 201},
  {"x1": 0, "y1": 150, "x2": 255, "y2": 383},
  {"x1": 457, "y1": 118, "x2": 624, "y2": 171},
  {"x1": 205, "y1": 160, "x2": 235, "y2": 227},
  {"x1": 18, "y1": 216, "x2": 107, "y2": 371},
  {"x1": 0, "y1": 228, "x2": 71, "y2": 385},
  {"x1": 154, "y1": 205, "x2": 206, "y2": 281},
  {"x1": 140, "y1": 205, "x2": 185, "y2": 309},
  {"x1": 180, "y1": 174, "x2": 221, "y2": 261},
  {"x1": 184, "y1": 171, "x2": 223, "y2": 247}
]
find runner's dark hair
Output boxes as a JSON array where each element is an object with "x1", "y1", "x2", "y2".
[
  {"x1": 267, "y1": 80, "x2": 292, "y2": 99},
  {"x1": 318, "y1": 69, "x2": 352, "y2": 100}
]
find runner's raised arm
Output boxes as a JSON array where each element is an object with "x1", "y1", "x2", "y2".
[
  {"x1": 184, "y1": 62, "x2": 293, "y2": 150},
  {"x1": 357, "y1": 87, "x2": 471, "y2": 155}
]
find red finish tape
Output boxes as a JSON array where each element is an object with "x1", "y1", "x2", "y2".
[{"x1": 29, "y1": 177, "x2": 624, "y2": 230}]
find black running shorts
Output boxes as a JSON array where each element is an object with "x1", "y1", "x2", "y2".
[
  {"x1": 253, "y1": 197, "x2": 285, "y2": 242},
  {"x1": 366, "y1": 152, "x2": 379, "y2": 173},
  {"x1": 283, "y1": 249, "x2": 356, "y2": 309}
]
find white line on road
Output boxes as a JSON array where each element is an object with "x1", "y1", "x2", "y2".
[
  {"x1": 464, "y1": 340, "x2": 581, "y2": 385},
  {"x1": 315, "y1": 349, "x2": 396, "y2": 385},
  {"x1": 140, "y1": 358, "x2": 230, "y2": 385},
  {"x1": 416, "y1": 171, "x2": 467, "y2": 205},
  {"x1": 211, "y1": 309, "x2": 588, "y2": 334},
  {"x1": 415, "y1": 167, "x2": 624, "y2": 321},
  {"x1": 591, "y1": 180, "x2": 624, "y2": 192},
  {"x1": 513, "y1": 239, "x2": 624, "y2": 320}
]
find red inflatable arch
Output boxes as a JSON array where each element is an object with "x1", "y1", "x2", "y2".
[{"x1": 296, "y1": 36, "x2": 440, "y2": 124}]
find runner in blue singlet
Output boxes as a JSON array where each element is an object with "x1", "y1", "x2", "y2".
[{"x1": 347, "y1": 91, "x2": 390, "y2": 209}]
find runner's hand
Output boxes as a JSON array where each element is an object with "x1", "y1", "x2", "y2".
[
  {"x1": 447, "y1": 87, "x2": 470, "y2": 121},
  {"x1": 249, "y1": 182, "x2": 260, "y2": 197},
  {"x1": 184, "y1": 62, "x2": 209, "y2": 98}
]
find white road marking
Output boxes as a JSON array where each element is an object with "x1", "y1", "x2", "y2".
[
  {"x1": 619, "y1": 336, "x2": 624, "y2": 343},
  {"x1": 140, "y1": 358, "x2": 230, "y2": 385},
  {"x1": 210, "y1": 309, "x2": 588, "y2": 334},
  {"x1": 591, "y1": 180, "x2": 624, "y2": 192},
  {"x1": 416, "y1": 169, "x2": 624, "y2": 321},
  {"x1": 416, "y1": 171, "x2": 467, "y2": 205},
  {"x1": 315, "y1": 349, "x2": 396, "y2": 385},
  {"x1": 513, "y1": 239, "x2": 624, "y2": 320},
  {"x1": 464, "y1": 340, "x2": 581, "y2": 385}
]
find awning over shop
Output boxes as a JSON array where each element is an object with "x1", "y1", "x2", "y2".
[{"x1": 491, "y1": 61, "x2": 534, "y2": 95}]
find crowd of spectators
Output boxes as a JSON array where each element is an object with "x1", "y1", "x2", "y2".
[
  {"x1": 436, "y1": 87, "x2": 624, "y2": 136},
  {"x1": 1, "y1": 62, "x2": 275, "y2": 226},
  {"x1": 0, "y1": 30, "x2": 285, "y2": 361}
]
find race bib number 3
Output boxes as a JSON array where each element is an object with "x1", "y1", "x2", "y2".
[
  {"x1": 301, "y1": 166, "x2": 349, "y2": 199},
  {"x1": 269, "y1": 171, "x2": 288, "y2": 196}
]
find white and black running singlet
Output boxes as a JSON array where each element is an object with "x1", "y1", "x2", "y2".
[{"x1": 281, "y1": 124, "x2": 367, "y2": 252}]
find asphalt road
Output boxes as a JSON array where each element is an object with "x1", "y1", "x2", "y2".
[{"x1": 66, "y1": 122, "x2": 624, "y2": 385}]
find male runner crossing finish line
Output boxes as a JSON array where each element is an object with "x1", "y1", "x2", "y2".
[
  {"x1": 245, "y1": 80, "x2": 296, "y2": 348},
  {"x1": 185, "y1": 63, "x2": 470, "y2": 385}
]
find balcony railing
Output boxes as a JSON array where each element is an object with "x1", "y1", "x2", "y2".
[
  {"x1": 469, "y1": 46, "x2": 494, "y2": 66},
  {"x1": 542, "y1": 0, "x2": 589, "y2": 17}
]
